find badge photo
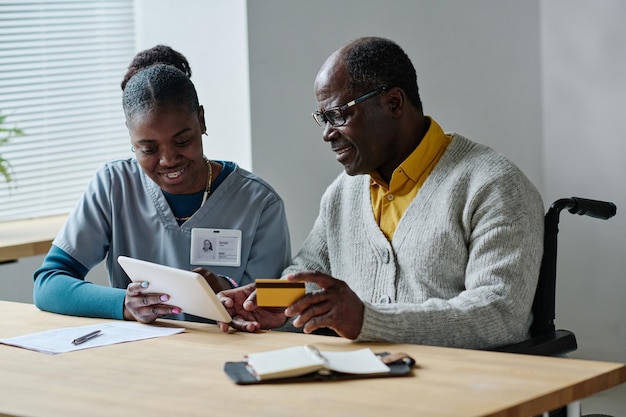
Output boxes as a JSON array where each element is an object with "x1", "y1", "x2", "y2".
[{"x1": 190, "y1": 228, "x2": 242, "y2": 267}]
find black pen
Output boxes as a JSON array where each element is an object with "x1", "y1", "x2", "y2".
[{"x1": 71, "y1": 330, "x2": 102, "y2": 345}]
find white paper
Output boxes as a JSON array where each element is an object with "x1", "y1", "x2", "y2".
[
  {"x1": 321, "y1": 348, "x2": 390, "y2": 374},
  {"x1": 0, "y1": 321, "x2": 184, "y2": 354},
  {"x1": 246, "y1": 345, "x2": 326, "y2": 377}
]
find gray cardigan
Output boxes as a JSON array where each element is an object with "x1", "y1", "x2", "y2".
[{"x1": 285, "y1": 135, "x2": 544, "y2": 349}]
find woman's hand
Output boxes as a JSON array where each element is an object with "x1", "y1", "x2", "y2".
[{"x1": 123, "y1": 281, "x2": 181, "y2": 323}]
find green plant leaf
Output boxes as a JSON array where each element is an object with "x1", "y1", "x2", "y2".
[
  {"x1": 0, "y1": 111, "x2": 26, "y2": 184},
  {"x1": 0, "y1": 156, "x2": 12, "y2": 182}
]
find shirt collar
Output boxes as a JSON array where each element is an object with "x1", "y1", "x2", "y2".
[{"x1": 370, "y1": 116, "x2": 451, "y2": 187}]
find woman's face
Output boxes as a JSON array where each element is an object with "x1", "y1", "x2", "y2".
[{"x1": 128, "y1": 104, "x2": 207, "y2": 194}]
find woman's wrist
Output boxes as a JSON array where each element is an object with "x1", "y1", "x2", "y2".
[{"x1": 218, "y1": 275, "x2": 238, "y2": 289}]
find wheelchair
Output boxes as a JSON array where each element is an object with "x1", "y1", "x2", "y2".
[
  {"x1": 492, "y1": 197, "x2": 618, "y2": 417},
  {"x1": 311, "y1": 196, "x2": 618, "y2": 416}
]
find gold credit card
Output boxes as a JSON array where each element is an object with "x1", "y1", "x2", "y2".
[{"x1": 255, "y1": 279, "x2": 305, "y2": 307}]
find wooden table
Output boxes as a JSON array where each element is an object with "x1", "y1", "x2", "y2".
[
  {"x1": 0, "y1": 215, "x2": 66, "y2": 262},
  {"x1": 0, "y1": 301, "x2": 624, "y2": 417}
]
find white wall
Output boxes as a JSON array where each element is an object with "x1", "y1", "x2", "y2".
[
  {"x1": 134, "y1": 0, "x2": 252, "y2": 170},
  {"x1": 541, "y1": 0, "x2": 626, "y2": 363},
  {"x1": 247, "y1": 0, "x2": 544, "y2": 250}
]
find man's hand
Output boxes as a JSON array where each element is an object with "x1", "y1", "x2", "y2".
[
  {"x1": 284, "y1": 271, "x2": 364, "y2": 340},
  {"x1": 217, "y1": 283, "x2": 288, "y2": 333}
]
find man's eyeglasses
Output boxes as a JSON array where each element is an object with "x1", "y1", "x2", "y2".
[{"x1": 312, "y1": 86, "x2": 389, "y2": 128}]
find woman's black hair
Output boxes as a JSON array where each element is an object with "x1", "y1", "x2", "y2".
[
  {"x1": 121, "y1": 44, "x2": 191, "y2": 90},
  {"x1": 122, "y1": 63, "x2": 199, "y2": 122}
]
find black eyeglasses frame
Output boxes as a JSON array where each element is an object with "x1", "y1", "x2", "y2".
[{"x1": 312, "y1": 85, "x2": 389, "y2": 128}]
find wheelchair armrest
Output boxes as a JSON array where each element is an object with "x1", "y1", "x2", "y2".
[{"x1": 490, "y1": 329, "x2": 578, "y2": 356}]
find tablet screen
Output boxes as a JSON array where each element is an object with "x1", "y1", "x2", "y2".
[{"x1": 117, "y1": 256, "x2": 232, "y2": 323}]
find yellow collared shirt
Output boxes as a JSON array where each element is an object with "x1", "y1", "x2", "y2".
[{"x1": 370, "y1": 118, "x2": 451, "y2": 240}]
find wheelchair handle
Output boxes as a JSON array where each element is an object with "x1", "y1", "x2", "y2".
[
  {"x1": 551, "y1": 197, "x2": 617, "y2": 220},
  {"x1": 531, "y1": 196, "x2": 617, "y2": 337}
]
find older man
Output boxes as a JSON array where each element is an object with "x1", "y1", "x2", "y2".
[{"x1": 219, "y1": 37, "x2": 544, "y2": 350}]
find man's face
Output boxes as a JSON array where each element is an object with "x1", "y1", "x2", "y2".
[{"x1": 313, "y1": 60, "x2": 395, "y2": 177}]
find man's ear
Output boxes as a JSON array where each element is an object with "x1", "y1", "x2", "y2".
[{"x1": 386, "y1": 87, "x2": 405, "y2": 118}]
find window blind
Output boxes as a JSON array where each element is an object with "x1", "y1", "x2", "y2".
[{"x1": 0, "y1": 0, "x2": 135, "y2": 222}]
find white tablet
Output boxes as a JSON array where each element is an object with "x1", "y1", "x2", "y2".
[{"x1": 117, "y1": 256, "x2": 232, "y2": 323}]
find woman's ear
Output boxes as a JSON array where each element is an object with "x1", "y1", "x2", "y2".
[{"x1": 198, "y1": 105, "x2": 207, "y2": 133}]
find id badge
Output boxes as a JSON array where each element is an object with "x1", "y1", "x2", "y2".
[{"x1": 190, "y1": 228, "x2": 242, "y2": 267}]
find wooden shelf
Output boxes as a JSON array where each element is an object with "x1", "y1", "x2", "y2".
[{"x1": 0, "y1": 215, "x2": 67, "y2": 262}]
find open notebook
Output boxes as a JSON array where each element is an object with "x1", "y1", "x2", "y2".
[{"x1": 224, "y1": 345, "x2": 415, "y2": 384}]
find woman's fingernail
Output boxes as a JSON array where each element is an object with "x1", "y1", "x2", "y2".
[
  {"x1": 172, "y1": 308, "x2": 181, "y2": 314},
  {"x1": 160, "y1": 295, "x2": 169, "y2": 302},
  {"x1": 141, "y1": 281, "x2": 149, "y2": 288}
]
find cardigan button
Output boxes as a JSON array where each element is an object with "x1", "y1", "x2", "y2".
[
  {"x1": 378, "y1": 295, "x2": 392, "y2": 304},
  {"x1": 382, "y1": 250, "x2": 390, "y2": 263}
]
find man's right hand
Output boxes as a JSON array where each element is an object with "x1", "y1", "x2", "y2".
[{"x1": 217, "y1": 282, "x2": 288, "y2": 332}]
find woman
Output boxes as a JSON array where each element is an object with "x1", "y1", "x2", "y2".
[{"x1": 33, "y1": 46, "x2": 291, "y2": 323}]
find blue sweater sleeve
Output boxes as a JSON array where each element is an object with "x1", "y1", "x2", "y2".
[{"x1": 33, "y1": 245, "x2": 126, "y2": 319}]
